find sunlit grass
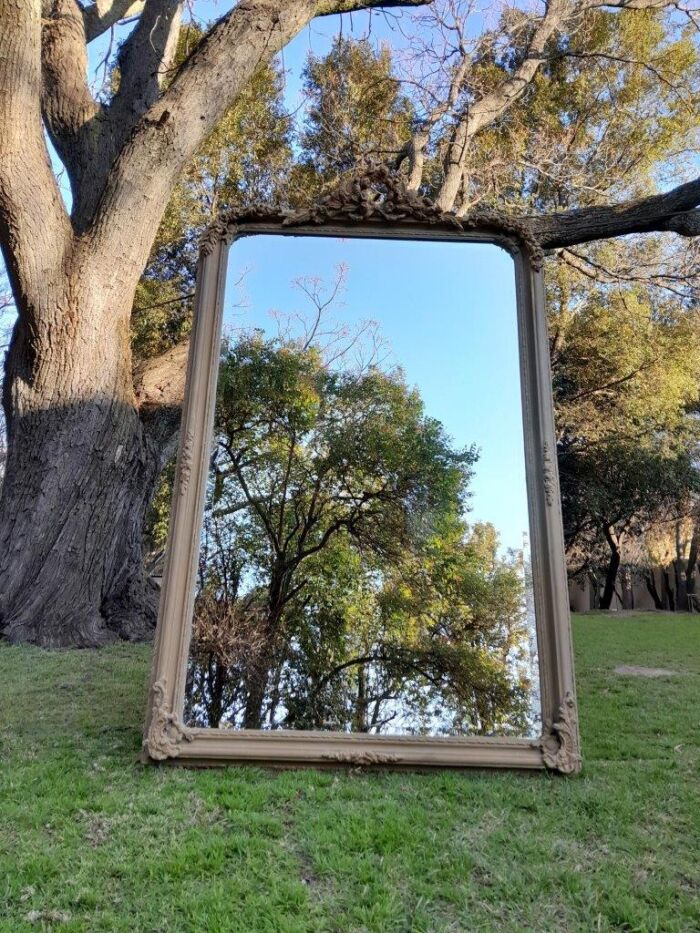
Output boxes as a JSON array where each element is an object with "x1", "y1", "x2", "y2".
[{"x1": 0, "y1": 613, "x2": 698, "y2": 931}]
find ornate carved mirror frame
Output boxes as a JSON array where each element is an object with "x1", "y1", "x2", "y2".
[{"x1": 143, "y1": 168, "x2": 581, "y2": 774}]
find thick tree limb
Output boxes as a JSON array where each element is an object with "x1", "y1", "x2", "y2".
[
  {"x1": 86, "y1": 0, "x2": 431, "y2": 290},
  {"x1": 435, "y1": 0, "x2": 570, "y2": 211},
  {"x1": 109, "y1": 0, "x2": 183, "y2": 139},
  {"x1": 533, "y1": 176, "x2": 700, "y2": 247},
  {"x1": 133, "y1": 339, "x2": 189, "y2": 412},
  {"x1": 134, "y1": 339, "x2": 189, "y2": 465},
  {"x1": 659, "y1": 209, "x2": 700, "y2": 237},
  {"x1": 41, "y1": 1, "x2": 103, "y2": 200},
  {"x1": 82, "y1": 0, "x2": 146, "y2": 41},
  {"x1": 399, "y1": 45, "x2": 472, "y2": 190},
  {"x1": 0, "y1": 0, "x2": 72, "y2": 320}
]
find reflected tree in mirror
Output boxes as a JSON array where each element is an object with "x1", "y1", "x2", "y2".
[{"x1": 184, "y1": 267, "x2": 535, "y2": 736}]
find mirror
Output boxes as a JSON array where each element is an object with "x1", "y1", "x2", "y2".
[
  {"x1": 145, "y1": 171, "x2": 580, "y2": 772},
  {"x1": 186, "y1": 236, "x2": 540, "y2": 738}
]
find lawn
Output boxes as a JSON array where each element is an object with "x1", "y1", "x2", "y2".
[{"x1": 0, "y1": 613, "x2": 698, "y2": 932}]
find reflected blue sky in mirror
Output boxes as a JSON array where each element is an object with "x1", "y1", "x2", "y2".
[{"x1": 225, "y1": 235, "x2": 529, "y2": 553}]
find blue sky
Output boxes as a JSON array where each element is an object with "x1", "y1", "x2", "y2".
[{"x1": 224, "y1": 234, "x2": 531, "y2": 552}]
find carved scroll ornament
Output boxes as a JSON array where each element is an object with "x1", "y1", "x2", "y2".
[
  {"x1": 539, "y1": 692, "x2": 581, "y2": 774},
  {"x1": 178, "y1": 430, "x2": 195, "y2": 498},
  {"x1": 542, "y1": 441, "x2": 555, "y2": 507},
  {"x1": 144, "y1": 679, "x2": 192, "y2": 761},
  {"x1": 321, "y1": 750, "x2": 402, "y2": 766},
  {"x1": 199, "y1": 162, "x2": 544, "y2": 271}
]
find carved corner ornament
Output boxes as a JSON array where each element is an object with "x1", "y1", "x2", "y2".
[
  {"x1": 144, "y1": 679, "x2": 192, "y2": 761},
  {"x1": 199, "y1": 161, "x2": 544, "y2": 270},
  {"x1": 538, "y1": 692, "x2": 581, "y2": 774}
]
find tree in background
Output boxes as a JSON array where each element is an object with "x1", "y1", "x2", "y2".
[
  {"x1": 290, "y1": 37, "x2": 414, "y2": 197},
  {"x1": 292, "y1": 14, "x2": 700, "y2": 608},
  {"x1": 560, "y1": 442, "x2": 698, "y2": 608},
  {"x1": 550, "y1": 269, "x2": 700, "y2": 607},
  {"x1": 3, "y1": 1, "x2": 700, "y2": 646}
]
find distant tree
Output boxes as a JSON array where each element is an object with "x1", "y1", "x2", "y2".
[
  {"x1": 628, "y1": 512, "x2": 700, "y2": 610},
  {"x1": 560, "y1": 441, "x2": 698, "y2": 609},
  {"x1": 551, "y1": 275, "x2": 700, "y2": 606}
]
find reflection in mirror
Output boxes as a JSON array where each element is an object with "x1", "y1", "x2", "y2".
[{"x1": 184, "y1": 236, "x2": 541, "y2": 737}]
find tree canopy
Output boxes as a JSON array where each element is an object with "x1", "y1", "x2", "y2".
[{"x1": 185, "y1": 315, "x2": 533, "y2": 735}]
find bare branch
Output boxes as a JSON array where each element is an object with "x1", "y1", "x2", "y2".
[
  {"x1": 316, "y1": 0, "x2": 429, "y2": 12},
  {"x1": 557, "y1": 245, "x2": 699, "y2": 299},
  {"x1": 591, "y1": 0, "x2": 671, "y2": 9},
  {"x1": 82, "y1": 0, "x2": 146, "y2": 41}
]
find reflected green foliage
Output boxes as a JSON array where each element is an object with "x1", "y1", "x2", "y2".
[{"x1": 185, "y1": 334, "x2": 532, "y2": 735}]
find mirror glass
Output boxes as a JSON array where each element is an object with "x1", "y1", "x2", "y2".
[{"x1": 183, "y1": 235, "x2": 541, "y2": 737}]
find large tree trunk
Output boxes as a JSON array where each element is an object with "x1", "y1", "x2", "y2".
[{"x1": 0, "y1": 279, "x2": 161, "y2": 647}]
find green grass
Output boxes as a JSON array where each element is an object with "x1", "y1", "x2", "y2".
[{"x1": 0, "y1": 613, "x2": 698, "y2": 932}]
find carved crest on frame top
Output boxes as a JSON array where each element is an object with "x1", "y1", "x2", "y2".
[{"x1": 199, "y1": 162, "x2": 544, "y2": 270}]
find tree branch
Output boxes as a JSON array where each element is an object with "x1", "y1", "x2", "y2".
[
  {"x1": 533, "y1": 176, "x2": 700, "y2": 248},
  {"x1": 133, "y1": 338, "x2": 189, "y2": 411},
  {"x1": 0, "y1": 0, "x2": 72, "y2": 318},
  {"x1": 316, "y1": 0, "x2": 428, "y2": 12},
  {"x1": 41, "y1": 1, "x2": 103, "y2": 200},
  {"x1": 109, "y1": 0, "x2": 182, "y2": 143},
  {"x1": 87, "y1": 0, "x2": 432, "y2": 291},
  {"x1": 133, "y1": 339, "x2": 189, "y2": 462},
  {"x1": 436, "y1": 0, "x2": 570, "y2": 211},
  {"x1": 82, "y1": 0, "x2": 146, "y2": 42}
]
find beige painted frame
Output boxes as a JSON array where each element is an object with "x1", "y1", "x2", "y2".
[{"x1": 144, "y1": 168, "x2": 581, "y2": 773}]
